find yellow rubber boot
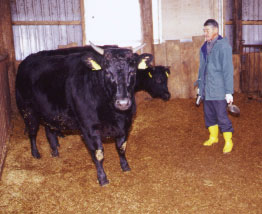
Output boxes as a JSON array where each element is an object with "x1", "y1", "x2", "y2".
[
  {"x1": 203, "y1": 125, "x2": 219, "y2": 146},
  {"x1": 223, "y1": 132, "x2": 233, "y2": 154}
]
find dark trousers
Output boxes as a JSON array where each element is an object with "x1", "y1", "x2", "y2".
[{"x1": 203, "y1": 100, "x2": 233, "y2": 132}]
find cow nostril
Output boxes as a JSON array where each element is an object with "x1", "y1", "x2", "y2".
[
  {"x1": 164, "y1": 93, "x2": 171, "y2": 101},
  {"x1": 115, "y1": 98, "x2": 131, "y2": 110}
]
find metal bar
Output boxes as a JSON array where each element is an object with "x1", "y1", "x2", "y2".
[
  {"x1": 12, "y1": 21, "x2": 81, "y2": 25},
  {"x1": 242, "y1": 44, "x2": 262, "y2": 48},
  {"x1": 225, "y1": 20, "x2": 262, "y2": 25}
]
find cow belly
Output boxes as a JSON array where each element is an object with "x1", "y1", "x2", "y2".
[{"x1": 40, "y1": 113, "x2": 79, "y2": 131}]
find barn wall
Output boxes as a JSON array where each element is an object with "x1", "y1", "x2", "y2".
[
  {"x1": 240, "y1": 50, "x2": 262, "y2": 96},
  {"x1": 0, "y1": 55, "x2": 12, "y2": 178},
  {"x1": 10, "y1": 0, "x2": 83, "y2": 61},
  {"x1": 0, "y1": 0, "x2": 16, "y2": 177},
  {"x1": 225, "y1": 0, "x2": 262, "y2": 46},
  {"x1": 161, "y1": 0, "x2": 220, "y2": 41}
]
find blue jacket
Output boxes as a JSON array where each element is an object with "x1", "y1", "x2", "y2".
[{"x1": 196, "y1": 36, "x2": 234, "y2": 100}]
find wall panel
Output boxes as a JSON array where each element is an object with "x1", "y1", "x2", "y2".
[{"x1": 10, "y1": 0, "x2": 82, "y2": 60}]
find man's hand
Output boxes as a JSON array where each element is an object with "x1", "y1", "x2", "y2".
[{"x1": 225, "y1": 94, "x2": 233, "y2": 104}]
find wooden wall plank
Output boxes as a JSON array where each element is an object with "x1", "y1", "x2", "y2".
[
  {"x1": 192, "y1": 36, "x2": 204, "y2": 96},
  {"x1": 153, "y1": 43, "x2": 166, "y2": 66},
  {"x1": 80, "y1": 0, "x2": 86, "y2": 45},
  {"x1": 234, "y1": 54, "x2": 241, "y2": 92},
  {"x1": 233, "y1": 54, "x2": 241, "y2": 93},
  {"x1": 166, "y1": 40, "x2": 181, "y2": 98},
  {"x1": 180, "y1": 41, "x2": 196, "y2": 98},
  {"x1": 0, "y1": 0, "x2": 16, "y2": 114},
  {"x1": 139, "y1": 0, "x2": 154, "y2": 55}
]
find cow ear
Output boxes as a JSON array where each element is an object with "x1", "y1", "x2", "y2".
[
  {"x1": 137, "y1": 54, "x2": 153, "y2": 70},
  {"x1": 82, "y1": 56, "x2": 102, "y2": 71}
]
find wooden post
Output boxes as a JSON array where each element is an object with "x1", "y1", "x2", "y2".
[
  {"x1": 139, "y1": 0, "x2": 154, "y2": 58},
  {"x1": 0, "y1": 0, "x2": 17, "y2": 114},
  {"x1": 0, "y1": 0, "x2": 15, "y2": 60},
  {"x1": 233, "y1": 0, "x2": 242, "y2": 53},
  {"x1": 80, "y1": 0, "x2": 86, "y2": 45}
]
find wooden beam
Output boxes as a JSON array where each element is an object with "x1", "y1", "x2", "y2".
[
  {"x1": 232, "y1": 0, "x2": 242, "y2": 53},
  {"x1": 80, "y1": 0, "x2": 86, "y2": 45},
  {"x1": 0, "y1": 0, "x2": 17, "y2": 115},
  {"x1": 0, "y1": 1, "x2": 15, "y2": 60},
  {"x1": 139, "y1": 0, "x2": 154, "y2": 57},
  {"x1": 223, "y1": 0, "x2": 226, "y2": 37},
  {"x1": 226, "y1": 20, "x2": 262, "y2": 25},
  {"x1": 12, "y1": 21, "x2": 81, "y2": 25}
]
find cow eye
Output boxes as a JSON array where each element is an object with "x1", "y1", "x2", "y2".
[{"x1": 129, "y1": 70, "x2": 136, "y2": 76}]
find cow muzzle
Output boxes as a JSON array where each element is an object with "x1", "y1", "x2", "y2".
[
  {"x1": 162, "y1": 92, "x2": 171, "y2": 101},
  {"x1": 114, "y1": 98, "x2": 132, "y2": 111}
]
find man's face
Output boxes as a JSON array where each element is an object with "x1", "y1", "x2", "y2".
[{"x1": 203, "y1": 25, "x2": 218, "y2": 42}]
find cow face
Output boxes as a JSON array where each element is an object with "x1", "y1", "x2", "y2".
[
  {"x1": 84, "y1": 45, "x2": 153, "y2": 111},
  {"x1": 145, "y1": 66, "x2": 171, "y2": 101}
]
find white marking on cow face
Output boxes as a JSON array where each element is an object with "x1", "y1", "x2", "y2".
[{"x1": 95, "y1": 149, "x2": 104, "y2": 161}]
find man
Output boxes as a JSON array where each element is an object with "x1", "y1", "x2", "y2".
[{"x1": 196, "y1": 19, "x2": 234, "y2": 154}]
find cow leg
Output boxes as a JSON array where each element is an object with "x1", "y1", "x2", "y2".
[
  {"x1": 21, "y1": 108, "x2": 40, "y2": 159},
  {"x1": 116, "y1": 136, "x2": 130, "y2": 171},
  {"x1": 44, "y1": 126, "x2": 59, "y2": 157},
  {"x1": 90, "y1": 149, "x2": 109, "y2": 186},
  {"x1": 81, "y1": 132, "x2": 109, "y2": 186}
]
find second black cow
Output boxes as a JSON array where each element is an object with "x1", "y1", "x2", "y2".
[{"x1": 16, "y1": 43, "x2": 153, "y2": 186}]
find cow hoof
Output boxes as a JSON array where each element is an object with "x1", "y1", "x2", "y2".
[
  {"x1": 121, "y1": 164, "x2": 131, "y2": 172},
  {"x1": 99, "y1": 179, "x2": 109, "y2": 186},
  {"x1": 32, "y1": 151, "x2": 41, "y2": 159},
  {"x1": 51, "y1": 150, "x2": 59, "y2": 157}
]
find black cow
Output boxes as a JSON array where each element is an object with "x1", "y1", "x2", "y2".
[
  {"x1": 135, "y1": 65, "x2": 171, "y2": 100},
  {"x1": 36, "y1": 46, "x2": 171, "y2": 101},
  {"x1": 16, "y1": 43, "x2": 153, "y2": 185}
]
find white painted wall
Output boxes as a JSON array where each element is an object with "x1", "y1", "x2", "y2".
[
  {"x1": 84, "y1": 0, "x2": 142, "y2": 47},
  {"x1": 160, "y1": 0, "x2": 220, "y2": 41}
]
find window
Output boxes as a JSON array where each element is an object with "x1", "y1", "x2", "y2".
[{"x1": 84, "y1": 0, "x2": 142, "y2": 47}]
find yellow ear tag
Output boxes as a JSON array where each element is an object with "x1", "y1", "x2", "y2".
[
  {"x1": 138, "y1": 59, "x2": 147, "y2": 69},
  {"x1": 148, "y1": 72, "x2": 152, "y2": 78},
  {"x1": 90, "y1": 59, "x2": 101, "y2": 70},
  {"x1": 165, "y1": 71, "x2": 169, "y2": 77}
]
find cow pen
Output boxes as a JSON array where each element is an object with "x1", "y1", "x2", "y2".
[{"x1": 1, "y1": 0, "x2": 262, "y2": 213}]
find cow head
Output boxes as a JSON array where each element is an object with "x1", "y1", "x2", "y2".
[
  {"x1": 84, "y1": 42, "x2": 153, "y2": 111},
  {"x1": 143, "y1": 66, "x2": 171, "y2": 101}
]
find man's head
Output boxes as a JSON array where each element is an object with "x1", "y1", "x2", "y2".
[{"x1": 203, "y1": 19, "x2": 219, "y2": 42}]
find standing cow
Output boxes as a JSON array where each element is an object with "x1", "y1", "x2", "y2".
[
  {"x1": 36, "y1": 46, "x2": 171, "y2": 101},
  {"x1": 16, "y1": 42, "x2": 153, "y2": 185}
]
